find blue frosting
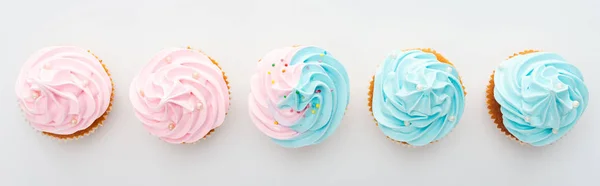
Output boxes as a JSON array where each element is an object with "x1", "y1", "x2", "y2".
[
  {"x1": 372, "y1": 50, "x2": 465, "y2": 146},
  {"x1": 274, "y1": 46, "x2": 350, "y2": 148},
  {"x1": 494, "y1": 52, "x2": 588, "y2": 146}
]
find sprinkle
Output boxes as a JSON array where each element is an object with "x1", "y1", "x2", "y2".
[
  {"x1": 284, "y1": 64, "x2": 288, "y2": 67},
  {"x1": 297, "y1": 111, "x2": 301, "y2": 114},
  {"x1": 272, "y1": 63, "x2": 275, "y2": 67},
  {"x1": 280, "y1": 59, "x2": 284, "y2": 62},
  {"x1": 404, "y1": 120, "x2": 410, "y2": 126},
  {"x1": 448, "y1": 116, "x2": 455, "y2": 121},
  {"x1": 192, "y1": 72, "x2": 199, "y2": 79},
  {"x1": 283, "y1": 95, "x2": 287, "y2": 99},
  {"x1": 31, "y1": 91, "x2": 39, "y2": 99},
  {"x1": 168, "y1": 123, "x2": 176, "y2": 130},
  {"x1": 319, "y1": 53, "x2": 324, "y2": 57},
  {"x1": 271, "y1": 80, "x2": 275, "y2": 84},
  {"x1": 318, "y1": 60, "x2": 322, "y2": 62},
  {"x1": 274, "y1": 121, "x2": 279, "y2": 125},
  {"x1": 330, "y1": 89, "x2": 334, "y2": 92},
  {"x1": 186, "y1": 46, "x2": 192, "y2": 49},
  {"x1": 316, "y1": 104, "x2": 320, "y2": 108},
  {"x1": 323, "y1": 51, "x2": 327, "y2": 55},
  {"x1": 552, "y1": 128, "x2": 558, "y2": 134},
  {"x1": 311, "y1": 110, "x2": 316, "y2": 114},
  {"x1": 282, "y1": 69, "x2": 286, "y2": 73},
  {"x1": 290, "y1": 109, "x2": 293, "y2": 112},
  {"x1": 296, "y1": 90, "x2": 300, "y2": 94},
  {"x1": 573, "y1": 101, "x2": 580, "y2": 108},
  {"x1": 267, "y1": 71, "x2": 271, "y2": 75},
  {"x1": 139, "y1": 90, "x2": 145, "y2": 97},
  {"x1": 71, "y1": 118, "x2": 77, "y2": 124},
  {"x1": 315, "y1": 89, "x2": 321, "y2": 93}
]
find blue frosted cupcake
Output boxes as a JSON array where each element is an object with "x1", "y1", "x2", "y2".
[
  {"x1": 368, "y1": 48, "x2": 466, "y2": 146},
  {"x1": 486, "y1": 50, "x2": 589, "y2": 146}
]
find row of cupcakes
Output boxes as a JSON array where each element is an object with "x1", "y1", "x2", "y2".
[{"x1": 16, "y1": 46, "x2": 588, "y2": 147}]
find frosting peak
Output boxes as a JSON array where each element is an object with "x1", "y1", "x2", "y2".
[
  {"x1": 129, "y1": 48, "x2": 230, "y2": 144},
  {"x1": 372, "y1": 50, "x2": 465, "y2": 146},
  {"x1": 493, "y1": 52, "x2": 588, "y2": 146},
  {"x1": 248, "y1": 46, "x2": 350, "y2": 148}
]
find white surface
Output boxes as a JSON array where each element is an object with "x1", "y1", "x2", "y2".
[{"x1": 1, "y1": 0, "x2": 599, "y2": 185}]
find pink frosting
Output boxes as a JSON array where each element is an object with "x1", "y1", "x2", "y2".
[
  {"x1": 248, "y1": 46, "x2": 306, "y2": 140},
  {"x1": 15, "y1": 46, "x2": 113, "y2": 135},
  {"x1": 129, "y1": 48, "x2": 230, "y2": 144}
]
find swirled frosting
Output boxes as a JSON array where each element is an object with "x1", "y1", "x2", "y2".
[
  {"x1": 372, "y1": 50, "x2": 465, "y2": 146},
  {"x1": 129, "y1": 48, "x2": 230, "y2": 144},
  {"x1": 15, "y1": 46, "x2": 113, "y2": 135},
  {"x1": 494, "y1": 52, "x2": 588, "y2": 146},
  {"x1": 248, "y1": 46, "x2": 350, "y2": 148}
]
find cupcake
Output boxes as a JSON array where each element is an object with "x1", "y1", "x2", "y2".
[
  {"x1": 15, "y1": 46, "x2": 114, "y2": 140},
  {"x1": 129, "y1": 46, "x2": 230, "y2": 144},
  {"x1": 248, "y1": 46, "x2": 350, "y2": 148},
  {"x1": 486, "y1": 50, "x2": 588, "y2": 146},
  {"x1": 368, "y1": 49, "x2": 466, "y2": 146}
]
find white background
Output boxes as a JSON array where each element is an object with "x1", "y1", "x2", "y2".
[{"x1": 1, "y1": 0, "x2": 599, "y2": 185}]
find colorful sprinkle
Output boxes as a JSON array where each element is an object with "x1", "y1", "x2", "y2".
[
  {"x1": 316, "y1": 104, "x2": 320, "y2": 108},
  {"x1": 274, "y1": 121, "x2": 279, "y2": 125},
  {"x1": 297, "y1": 111, "x2": 301, "y2": 114},
  {"x1": 168, "y1": 123, "x2": 176, "y2": 130},
  {"x1": 282, "y1": 69, "x2": 286, "y2": 73},
  {"x1": 267, "y1": 71, "x2": 271, "y2": 75},
  {"x1": 319, "y1": 53, "x2": 324, "y2": 57},
  {"x1": 271, "y1": 80, "x2": 275, "y2": 84},
  {"x1": 311, "y1": 110, "x2": 316, "y2": 114},
  {"x1": 284, "y1": 63, "x2": 288, "y2": 67},
  {"x1": 290, "y1": 109, "x2": 293, "y2": 112},
  {"x1": 283, "y1": 95, "x2": 287, "y2": 99},
  {"x1": 324, "y1": 51, "x2": 328, "y2": 55},
  {"x1": 316, "y1": 89, "x2": 321, "y2": 93},
  {"x1": 330, "y1": 89, "x2": 334, "y2": 92},
  {"x1": 318, "y1": 60, "x2": 322, "y2": 62},
  {"x1": 296, "y1": 90, "x2": 300, "y2": 94},
  {"x1": 272, "y1": 63, "x2": 275, "y2": 67},
  {"x1": 280, "y1": 59, "x2": 284, "y2": 62}
]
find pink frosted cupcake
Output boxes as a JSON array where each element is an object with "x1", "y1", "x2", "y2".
[
  {"x1": 130, "y1": 46, "x2": 230, "y2": 144},
  {"x1": 15, "y1": 46, "x2": 114, "y2": 140}
]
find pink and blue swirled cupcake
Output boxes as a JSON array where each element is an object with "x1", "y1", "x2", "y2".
[
  {"x1": 368, "y1": 49, "x2": 466, "y2": 146},
  {"x1": 129, "y1": 47, "x2": 230, "y2": 144},
  {"x1": 487, "y1": 50, "x2": 589, "y2": 146},
  {"x1": 248, "y1": 46, "x2": 350, "y2": 148},
  {"x1": 15, "y1": 46, "x2": 114, "y2": 140}
]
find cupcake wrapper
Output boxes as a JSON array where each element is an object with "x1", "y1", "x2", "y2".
[
  {"x1": 42, "y1": 50, "x2": 115, "y2": 140},
  {"x1": 487, "y1": 50, "x2": 539, "y2": 145},
  {"x1": 368, "y1": 48, "x2": 466, "y2": 147}
]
